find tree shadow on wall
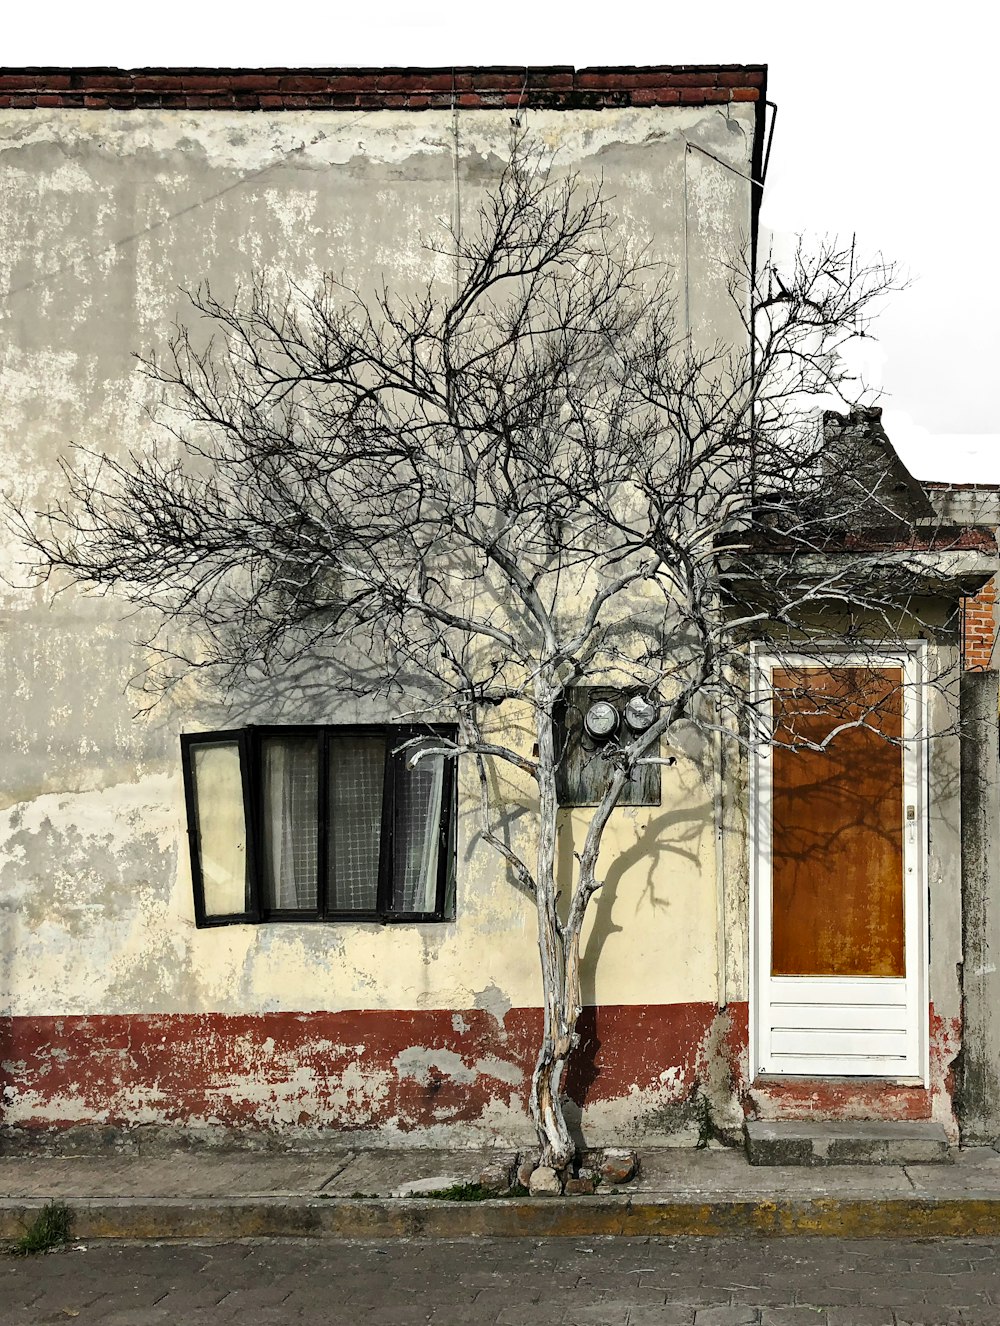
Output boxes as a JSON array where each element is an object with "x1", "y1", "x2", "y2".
[{"x1": 556, "y1": 796, "x2": 709, "y2": 1141}]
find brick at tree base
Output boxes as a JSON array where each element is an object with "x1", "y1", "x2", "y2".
[
  {"x1": 599, "y1": 1148, "x2": 639, "y2": 1184},
  {"x1": 565, "y1": 1168, "x2": 598, "y2": 1195}
]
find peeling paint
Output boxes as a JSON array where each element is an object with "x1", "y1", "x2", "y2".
[
  {"x1": 473, "y1": 983, "x2": 512, "y2": 1032},
  {"x1": 394, "y1": 1046, "x2": 476, "y2": 1087}
]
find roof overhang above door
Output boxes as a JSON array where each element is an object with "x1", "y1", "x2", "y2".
[{"x1": 717, "y1": 527, "x2": 998, "y2": 602}]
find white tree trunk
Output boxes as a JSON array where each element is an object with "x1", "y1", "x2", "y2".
[{"x1": 528, "y1": 681, "x2": 581, "y2": 1172}]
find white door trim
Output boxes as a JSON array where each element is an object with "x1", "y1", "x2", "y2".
[{"x1": 749, "y1": 645, "x2": 929, "y2": 1085}]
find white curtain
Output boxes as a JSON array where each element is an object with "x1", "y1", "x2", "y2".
[
  {"x1": 395, "y1": 755, "x2": 445, "y2": 913},
  {"x1": 262, "y1": 738, "x2": 319, "y2": 909}
]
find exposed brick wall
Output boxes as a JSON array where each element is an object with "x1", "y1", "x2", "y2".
[
  {"x1": 0, "y1": 65, "x2": 766, "y2": 112},
  {"x1": 962, "y1": 577, "x2": 997, "y2": 671},
  {"x1": 733, "y1": 526, "x2": 999, "y2": 555}
]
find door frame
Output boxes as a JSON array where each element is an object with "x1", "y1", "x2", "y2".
[{"x1": 748, "y1": 643, "x2": 929, "y2": 1085}]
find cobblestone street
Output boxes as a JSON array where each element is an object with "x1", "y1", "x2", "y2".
[{"x1": 2, "y1": 1236, "x2": 998, "y2": 1325}]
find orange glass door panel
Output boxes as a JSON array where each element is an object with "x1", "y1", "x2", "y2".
[{"x1": 770, "y1": 666, "x2": 905, "y2": 978}]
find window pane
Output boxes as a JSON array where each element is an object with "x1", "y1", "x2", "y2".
[
  {"x1": 328, "y1": 736, "x2": 385, "y2": 911},
  {"x1": 191, "y1": 742, "x2": 249, "y2": 916},
  {"x1": 261, "y1": 736, "x2": 319, "y2": 910},
  {"x1": 392, "y1": 752, "x2": 445, "y2": 913}
]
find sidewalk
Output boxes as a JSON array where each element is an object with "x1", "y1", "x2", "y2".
[{"x1": 3, "y1": 1144, "x2": 1000, "y2": 1241}]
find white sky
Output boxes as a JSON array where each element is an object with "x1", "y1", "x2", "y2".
[{"x1": 6, "y1": 0, "x2": 1000, "y2": 482}]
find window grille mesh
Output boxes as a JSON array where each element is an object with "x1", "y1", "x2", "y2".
[{"x1": 328, "y1": 736, "x2": 385, "y2": 911}]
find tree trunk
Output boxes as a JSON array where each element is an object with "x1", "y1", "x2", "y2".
[
  {"x1": 529, "y1": 895, "x2": 577, "y2": 1170},
  {"x1": 529, "y1": 681, "x2": 580, "y2": 1172}
]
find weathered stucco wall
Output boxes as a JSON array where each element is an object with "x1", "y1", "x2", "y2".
[
  {"x1": 0, "y1": 103, "x2": 756, "y2": 1144},
  {"x1": 0, "y1": 100, "x2": 973, "y2": 1147}
]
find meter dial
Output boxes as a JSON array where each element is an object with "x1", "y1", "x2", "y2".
[
  {"x1": 624, "y1": 695, "x2": 658, "y2": 733},
  {"x1": 584, "y1": 700, "x2": 619, "y2": 740}
]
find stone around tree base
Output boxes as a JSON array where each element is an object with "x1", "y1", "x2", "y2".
[
  {"x1": 528, "y1": 1165, "x2": 563, "y2": 1195},
  {"x1": 516, "y1": 1157, "x2": 537, "y2": 1189},
  {"x1": 565, "y1": 1169, "x2": 598, "y2": 1195},
  {"x1": 478, "y1": 1153, "x2": 518, "y2": 1194},
  {"x1": 599, "y1": 1148, "x2": 639, "y2": 1183}
]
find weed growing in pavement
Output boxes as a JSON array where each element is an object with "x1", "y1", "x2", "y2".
[
  {"x1": 11, "y1": 1201, "x2": 72, "y2": 1256},
  {"x1": 418, "y1": 1181, "x2": 530, "y2": 1201}
]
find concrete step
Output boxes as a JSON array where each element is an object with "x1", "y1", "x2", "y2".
[{"x1": 744, "y1": 1120, "x2": 951, "y2": 1166}]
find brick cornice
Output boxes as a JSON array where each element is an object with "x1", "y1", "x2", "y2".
[
  {"x1": 0, "y1": 65, "x2": 766, "y2": 111},
  {"x1": 723, "y1": 526, "x2": 1000, "y2": 555}
]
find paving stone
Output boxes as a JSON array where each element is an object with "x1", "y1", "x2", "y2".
[
  {"x1": 605, "y1": 1284, "x2": 670, "y2": 1304},
  {"x1": 430, "y1": 1307, "x2": 504, "y2": 1325},
  {"x1": 216, "y1": 1283, "x2": 297, "y2": 1308},
  {"x1": 495, "y1": 1306, "x2": 569, "y2": 1326},
  {"x1": 25, "y1": 1286, "x2": 108, "y2": 1312},
  {"x1": 758, "y1": 1310, "x2": 830, "y2": 1325},
  {"x1": 345, "y1": 1305, "x2": 436, "y2": 1324},
  {"x1": 150, "y1": 1285, "x2": 236, "y2": 1310},
  {"x1": 624, "y1": 1308, "x2": 696, "y2": 1325},
  {"x1": 693, "y1": 1309, "x2": 760, "y2": 1325},
  {"x1": 562, "y1": 1307, "x2": 631, "y2": 1325},
  {"x1": 801, "y1": 1288, "x2": 863, "y2": 1306},
  {"x1": 728, "y1": 1288, "x2": 800, "y2": 1308},
  {"x1": 824, "y1": 1311, "x2": 893, "y2": 1326},
  {"x1": 670, "y1": 1287, "x2": 736, "y2": 1306},
  {"x1": 89, "y1": 1311, "x2": 179, "y2": 1326},
  {"x1": 894, "y1": 1317, "x2": 965, "y2": 1326}
]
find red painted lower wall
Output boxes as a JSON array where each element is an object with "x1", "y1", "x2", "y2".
[
  {"x1": 0, "y1": 1003, "x2": 718, "y2": 1134},
  {"x1": 0, "y1": 1002, "x2": 958, "y2": 1138}
]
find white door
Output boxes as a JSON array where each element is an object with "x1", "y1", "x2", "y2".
[{"x1": 751, "y1": 650, "x2": 928, "y2": 1082}]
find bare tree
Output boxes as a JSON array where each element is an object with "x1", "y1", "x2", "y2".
[{"x1": 13, "y1": 134, "x2": 954, "y2": 1173}]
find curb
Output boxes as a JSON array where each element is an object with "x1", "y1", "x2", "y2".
[{"x1": 6, "y1": 1196, "x2": 1000, "y2": 1241}]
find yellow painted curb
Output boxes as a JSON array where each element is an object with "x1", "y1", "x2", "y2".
[{"x1": 5, "y1": 1197, "x2": 1000, "y2": 1241}]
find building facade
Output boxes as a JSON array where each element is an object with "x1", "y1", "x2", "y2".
[{"x1": 1, "y1": 65, "x2": 997, "y2": 1151}]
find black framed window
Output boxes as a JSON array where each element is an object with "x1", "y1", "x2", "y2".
[{"x1": 181, "y1": 726, "x2": 456, "y2": 927}]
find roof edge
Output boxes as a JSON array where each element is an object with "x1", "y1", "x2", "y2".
[{"x1": 0, "y1": 64, "x2": 767, "y2": 112}]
